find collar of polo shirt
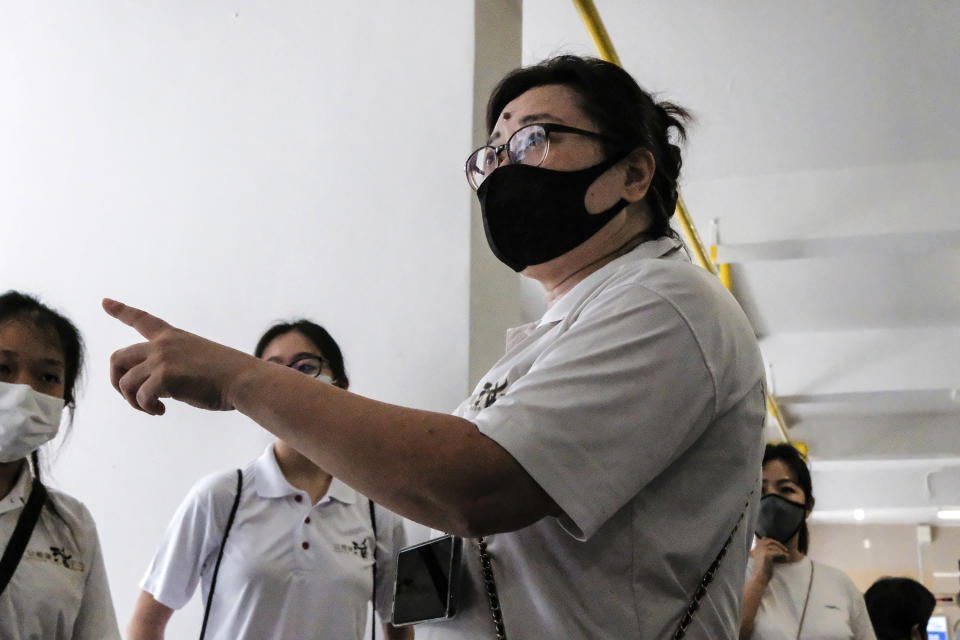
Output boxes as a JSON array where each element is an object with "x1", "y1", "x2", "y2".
[
  {"x1": 0, "y1": 462, "x2": 32, "y2": 517},
  {"x1": 253, "y1": 444, "x2": 357, "y2": 505},
  {"x1": 537, "y1": 236, "x2": 686, "y2": 327}
]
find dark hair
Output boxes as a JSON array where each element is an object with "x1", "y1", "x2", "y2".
[
  {"x1": 763, "y1": 442, "x2": 814, "y2": 554},
  {"x1": 486, "y1": 55, "x2": 691, "y2": 239},
  {"x1": 864, "y1": 577, "x2": 936, "y2": 640},
  {"x1": 0, "y1": 290, "x2": 85, "y2": 484},
  {"x1": 254, "y1": 320, "x2": 349, "y2": 389}
]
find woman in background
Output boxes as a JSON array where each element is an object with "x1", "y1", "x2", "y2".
[
  {"x1": 0, "y1": 290, "x2": 120, "y2": 639},
  {"x1": 741, "y1": 443, "x2": 876, "y2": 639},
  {"x1": 127, "y1": 320, "x2": 412, "y2": 640}
]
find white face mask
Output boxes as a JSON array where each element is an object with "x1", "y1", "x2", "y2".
[
  {"x1": 0, "y1": 381, "x2": 65, "y2": 463},
  {"x1": 316, "y1": 374, "x2": 334, "y2": 386}
]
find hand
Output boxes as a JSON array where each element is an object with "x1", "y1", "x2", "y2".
[
  {"x1": 749, "y1": 537, "x2": 790, "y2": 584},
  {"x1": 103, "y1": 299, "x2": 255, "y2": 415}
]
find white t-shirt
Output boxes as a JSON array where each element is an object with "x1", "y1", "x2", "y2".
[
  {"x1": 141, "y1": 444, "x2": 408, "y2": 640},
  {"x1": 747, "y1": 556, "x2": 876, "y2": 640},
  {"x1": 420, "y1": 237, "x2": 767, "y2": 639},
  {"x1": 0, "y1": 464, "x2": 121, "y2": 640}
]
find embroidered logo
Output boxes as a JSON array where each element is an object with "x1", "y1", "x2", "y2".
[
  {"x1": 24, "y1": 546, "x2": 85, "y2": 572},
  {"x1": 334, "y1": 539, "x2": 371, "y2": 559},
  {"x1": 470, "y1": 378, "x2": 508, "y2": 411}
]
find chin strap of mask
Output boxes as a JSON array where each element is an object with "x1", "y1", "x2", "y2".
[{"x1": 672, "y1": 489, "x2": 754, "y2": 639}]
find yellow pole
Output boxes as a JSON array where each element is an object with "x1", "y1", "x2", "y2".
[
  {"x1": 571, "y1": 0, "x2": 622, "y2": 66},
  {"x1": 766, "y1": 395, "x2": 791, "y2": 443},
  {"x1": 572, "y1": 0, "x2": 790, "y2": 440},
  {"x1": 710, "y1": 246, "x2": 734, "y2": 290},
  {"x1": 674, "y1": 194, "x2": 718, "y2": 276}
]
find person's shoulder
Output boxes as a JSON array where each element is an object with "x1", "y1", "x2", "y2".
[
  {"x1": 188, "y1": 467, "x2": 247, "y2": 503},
  {"x1": 812, "y1": 560, "x2": 862, "y2": 592},
  {"x1": 619, "y1": 251, "x2": 729, "y2": 299},
  {"x1": 44, "y1": 485, "x2": 97, "y2": 532}
]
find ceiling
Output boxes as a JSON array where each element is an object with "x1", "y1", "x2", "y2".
[{"x1": 522, "y1": 0, "x2": 960, "y2": 525}]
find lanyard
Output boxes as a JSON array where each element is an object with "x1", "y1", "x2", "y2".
[{"x1": 0, "y1": 477, "x2": 47, "y2": 597}]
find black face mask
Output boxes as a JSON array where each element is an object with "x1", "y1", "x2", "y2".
[
  {"x1": 755, "y1": 493, "x2": 807, "y2": 544},
  {"x1": 476, "y1": 158, "x2": 629, "y2": 272}
]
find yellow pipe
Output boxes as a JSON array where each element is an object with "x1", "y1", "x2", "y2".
[
  {"x1": 766, "y1": 394, "x2": 791, "y2": 443},
  {"x1": 709, "y1": 245, "x2": 733, "y2": 291},
  {"x1": 571, "y1": 0, "x2": 622, "y2": 66},
  {"x1": 572, "y1": 0, "x2": 791, "y2": 441},
  {"x1": 675, "y1": 195, "x2": 718, "y2": 276},
  {"x1": 719, "y1": 263, "x2": 732, "y2": 290}
]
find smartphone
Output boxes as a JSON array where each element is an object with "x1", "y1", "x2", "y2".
[{"x1": 391, "y1": 535, "x2": 463, "y2": 626}]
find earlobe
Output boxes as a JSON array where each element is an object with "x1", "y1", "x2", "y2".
[{"x1": 621, "y1": 148, "x2": 655, "y2": 203}]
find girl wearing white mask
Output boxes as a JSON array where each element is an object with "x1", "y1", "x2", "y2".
[
  {"x1": 128, "y1": 320, "x2": 412, "y2": 640},
  {"x1": 0, "y1": 290, "x2": 121, "y2": 639}
]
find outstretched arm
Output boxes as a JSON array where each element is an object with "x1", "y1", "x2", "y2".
[{"x1": 103, "y1": 299, "x2": 559, "y2": 536}]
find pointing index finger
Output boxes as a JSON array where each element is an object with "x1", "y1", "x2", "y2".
[{"x1": 102, "y1": 298, "x2": 172, "y2": 340}]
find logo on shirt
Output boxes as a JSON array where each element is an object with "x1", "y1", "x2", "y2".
[
  {"x1": 334, "y1": 539, "x2": 371, "y2": 559},
  {"x1": 24, "y1": 546, "x2": 85, "y2": 572},
  {"x1": 470, "y1": 378, "x2": 508, "y2": 411}
]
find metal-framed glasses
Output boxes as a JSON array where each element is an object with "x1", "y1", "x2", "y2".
[
  {"x1": 464, "y1": 122, "x2": 610, "y2": 190},
  {"x1": 286, "y1": 355, "x2": 327, "y2": 378}
]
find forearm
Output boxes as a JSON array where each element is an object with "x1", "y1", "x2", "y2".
[
  {"x1": 229, "y1": 358, "x2": 557, "y2": 535},
  {"x1": 127, "y1": 591, "x2": 173, "y2": 640},
  {"x1": 739, "y1": 576, "x2": 767, "y2": 640}
]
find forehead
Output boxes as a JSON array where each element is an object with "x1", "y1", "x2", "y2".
[
  {"x1": 492, "y1": 84, "x2": 596, "y2": 137},
  {"x1": 260, "y1": 330, "x2": 321, "y2": 360},
  {"x1": 0, "y1": 318, "x2": 63, "y2": 362},
  {"x1": 762, "y1": 458, "x2": 799, "y2": 484}
]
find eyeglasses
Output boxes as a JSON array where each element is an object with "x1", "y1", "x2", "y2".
[
  {"x1": 464, "y1": 122, "x2": 610, "y2": 190},
  {"x1": 285, "y1": 355, "x2": 327, "y2": 378}
]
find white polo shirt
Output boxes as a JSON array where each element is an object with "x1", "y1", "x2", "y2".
[
  {"x1": 420, "y1": 237, "x2": 766, "y2": 640},
  {"x1": 0, "y1": 464, "x2": 121, "y2": 640},
  {"x1": 141, "y1": 444, "x2": 407, "y2": 640},
  {"x1": 747, "y1": 557, "x2": 876, "y2": 640}
]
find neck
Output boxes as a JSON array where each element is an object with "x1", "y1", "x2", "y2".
[
  {"x1": 524, "y1": 206, "x2": 653, "y2": 306},
  {"x1": 0, "y1": 459, "x2": 26, "y2": 500},
  {"x1": 272, "y1": 441, "x2": 332, "y2": 503},
  {"x1": 536, "y1": 231, "x2": 649, "y2": 306}
]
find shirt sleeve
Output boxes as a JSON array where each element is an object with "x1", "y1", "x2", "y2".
[
  {"x1": 473, "y1": 280, "x2": 718, "y2": 541},
  {"x1": 139, "y1": 471, "x2": 237, "y2": 610},
  {"x1": 373, "y1": 503, "x2": 408, "y2": 623},
  {"x1": 848, "y1": 583, "x2": 878, "y2": 640},
  {"x1": 71, "y1": 507, "x2": 122, "y2": 640}
]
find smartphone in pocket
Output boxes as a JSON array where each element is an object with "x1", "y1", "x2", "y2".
[{"x1": 391, "y1": 535, "x2": 463, "y2": 626}]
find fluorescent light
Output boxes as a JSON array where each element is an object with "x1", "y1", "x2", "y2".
[
  {"x1": 936, "y1": 509, "x2": 960, "y2": 520},
  {"x1": 853, "y1": 508, "x2": 865, "y2": 521},
  {"x1": 862, "y1": 538, "x2": 871, "y2": 549}
]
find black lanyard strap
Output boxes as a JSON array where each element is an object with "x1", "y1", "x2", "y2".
[
  {"x1": 0, "y1": 476, "x2": 48, "y2": 597},
  {"x1": 199, "y1": 469, "x2": 242, "y2": 640}
]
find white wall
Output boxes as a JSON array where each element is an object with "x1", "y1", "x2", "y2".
[{"x1": 2, "y1": 2, "x2": 479, "y2": 634}]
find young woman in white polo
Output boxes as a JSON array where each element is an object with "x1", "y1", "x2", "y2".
[
  {"x1": 127, "y1": 320, "x2": 412, "y2": 640},
  {"x1": 0, "y1": 291, "x2": 121, "y2": 640}
]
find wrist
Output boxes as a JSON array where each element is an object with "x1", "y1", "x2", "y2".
[
  {"x1": 748, "y1": 567, "x2": 773, "y2": 586},
  {"x1": 224, "y1": 351, "x2": 265, "y2": 412}
]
